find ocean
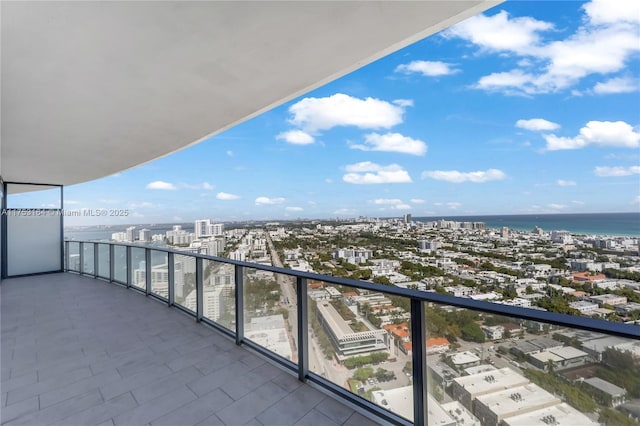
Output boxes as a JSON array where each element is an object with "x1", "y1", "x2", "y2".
[
  {"x1": 414, "y1": 212, "x2": 639, "y2": 237},
  {"x1": 64, "y1": 212, "x2": 640, "y2": 240}
]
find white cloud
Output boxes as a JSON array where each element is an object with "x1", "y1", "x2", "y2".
[
  {"x1": 410, "y1": 198, "x2": 426, "y2": 204},
  {"x1": 593, "y1": 77, "x2": 638, "y2": 94},
  {"x1": 594, "y1": 165, "x2": 640, "y2": 177},
  {"x1": 64, "y1": 200, "x2": 80, "y2": 205},
  {"x1": 421, "y1": 168, "x2": 507, "y2": 183},
  {"x1": 350, "y1": 132, "x2": 427, "y2": 156},
  {"x1": 633, "y1": 196, "x2": 640, "y2": 206},
  {"x1": 395, "y1": 60, "x2": 459, "y2": 77},
  {"x1": 447, "y1": 202, "x2": 462, "y2": 210},
  {"x1": 216, "y1": 192, "x2": 241, "y2": 200},
  {"x1": 276, "y1": 130, "x2": 315, "y2": 145},
  {"x1": 334, "y1": 208, "x2": 356, "y2": 215},
  {"x1": 324, "y1": 178, "x2": 333, "y2": 184},
  {"x1": 288, "y1": 93, "x2": 406, "y2": 133},
  {"x1": 343, "y1": 162, "x2": 412, "y2": 184},
  {"x1": 572, "y1": 201, "x2": 585, "y2": 205},
  {"x1": 146, "y1": 181, "x2": 176, "y2": 190},
  {"x1": 583, "y1": 0, "x2": 640, "y2": 26},
  {"x1": 516, "y1": 118, "x2": 560, "y2": 131},
  {"x1": 255, "y1": 196, "x2": 285, "y2": 205},
  {"x1": 449, "y1": 4, "x2": 640, "y2": 96},
  {"x1": 393, "y1": 99, "x2": 414, "y2": 107},
  {"x1": 548, "y1": 203, "x2": 566, "y2": 210},
  {"x1": 182, "y1": 182, "x2": 214, "y2": 190},
  {"x1": 226, "y1": 150, "x2": 234, "y2": 157},
  {"x1": 557, "y1": 180, "x2": 577, "y2": 186},
  {"x1": 444, "y1": 10, "x2": 553, "y2": 54},
  {"x1": 285, "y1": 206, "x2": 304, "y2": 212},
  {"x1": 129, "y1": 201, "x2": 155, "y2": 209},
  {"x1": 371, "y1": 199, "x2": 412, "y2": 210},
  {"x1": 544, "y1": 120, "x2": 640, "y2": 150},
  {"x1": 373, "y1": 198, "x2": 403, "y2": 205}
]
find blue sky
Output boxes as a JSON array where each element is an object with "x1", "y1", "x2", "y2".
[{"x1": 52, "y1": 0, "x2": 640, "y2": 225}]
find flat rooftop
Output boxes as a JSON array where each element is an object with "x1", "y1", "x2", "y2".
[
  {"x1": 453, "y1": 368, "x2": 529, "y2": 397},
  {"x1": 502, "y1": 402, "x2": 599, "y2": 426},
  {"x1": 1, "y1": 273, "x2": 380, "y2": 426},
  {"x1": 474, "y1": 383, "x2": 560, "y2": 418}
]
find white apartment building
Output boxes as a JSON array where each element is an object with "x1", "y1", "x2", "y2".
[
  {"x1": 139, "y1": 228, "x2": 151, "y2": 242},
  {"x1": 125, "y1": 226, "x2": 136, "y2": 242}
]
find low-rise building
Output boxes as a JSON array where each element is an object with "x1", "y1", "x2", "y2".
[
  {"x1": 451, "y1": 368, "x2": 530, "y2": 410},
  {"x1": 583, "y1": 377, "x2": 627, "y2": 407},
  {"x1": 588, "y1": 294, "x2": 628, "y2": 307},
  {"x1": 473, "y1": 383, "x2": 560, "y2": 425},
  {"x1": 315, "y1": 300, "x2": 387, "y2": 359},
  {"x1": 501, "y1": 402, "x2": 599, "y2": 426}
]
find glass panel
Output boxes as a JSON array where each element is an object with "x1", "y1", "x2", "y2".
[
  {"x1": 131, "y1": 247, "x2": 146, "y2": 290},
  {"x1": 67, "y1": 241, "x2": 80, "y2": 272},
  {"x1": 175, "y1": 254, "x2": 196, "y2": 312},
  {"x1": 97, "y1": 243, "x2": 110, "y2": 278},
  {"x1": 150, "y1": 250, "x2": 169, "y2": 299},
  {"x1": 113, "y1": 245, "x2": 127, "y2": 283},
  {"x1": 6, "y1": 184, "x2": 61, "y2": 209},
  {"x1": 424, "y1": 303, "x2": 639, "y2": 426},
  {"x1": 6, "y1": 214, "x2": 61, "y2": 276},
  {"x1": 83, "y1": 243, "x2": 94, "y2": 275},
  {"x1": 202, "y1": 260, "x2": 236, "y2": 331},
  {"x1": 243, "y1": 267, "x2": 296, "y2": 363},
  {"x1": 307, "y1": 281, "x2": 410, "y2": 420}
]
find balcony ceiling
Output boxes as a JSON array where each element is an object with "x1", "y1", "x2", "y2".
[{"x1": 1, "y1": 1, "x2": 499, "y2": 187}]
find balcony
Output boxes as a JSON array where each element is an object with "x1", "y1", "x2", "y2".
[
  {"x1": 3, "y1": 241, "x2": 639, "y2": 425},
  {"x1": 1, "y1": 272, "x2": 378, "y2": 426}
]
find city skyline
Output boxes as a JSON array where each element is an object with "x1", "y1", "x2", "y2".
[{"x1": 17, "y1": 0, "x2": 639, "y2": 225}]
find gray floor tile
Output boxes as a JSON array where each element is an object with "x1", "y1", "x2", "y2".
[
  {"x1": 131, "y1": 366, "x2": 202, "y2": 404},
  {"x1": 314, "y1": 397, "x2": 356, "y2": 424},
  {"x1": 216, "y1": 381, "x2": 289, "y2": 425},
  {"x1": 0, "y1": 396, "x2": 39, "y2": 424},
  {"x1": 150, "y1": 388, "x2": 233, "y2": 426},
  {"x1": 294, "y1": 409, "x2": 340, "y2": 426},
  {"x1": 1, "y1": 274, "x2": 384, "y2": 426},
  {"x1": 256, "y1": 384, "x2": 326, "y2": 425},
  {"x1": 50, "y1": 393, "x2": 138, "y2": 426},
  {"x1": 342, "y1": 412, "x2": 381, "y2": 426},
  {"x1": 113, "y1": 386, "x2": 196, "y2": 426},
  {"x1": 4, "y1": 388, "x2": 104, "y2": 426}
]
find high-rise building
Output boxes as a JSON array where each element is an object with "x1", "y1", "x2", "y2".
[
  {"x1": 194, "y1": 219, "x2": 211, "y2": 238},
  {"x1": 139, "y1": 228, "x2": 151, "y2": 242},
  {"x1": 125, "y1": 226, "x2": 136, "y2": 242}
]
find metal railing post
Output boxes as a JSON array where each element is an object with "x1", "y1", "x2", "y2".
[
  {"x1": 126, "y1": 245, "x2": 132, "y2": 289},
  {"x1": 196, "y1": 257, "x2": 203, "y2": 321},
  {"x1": 145, "y1": 248, "x2": 152, "y2": 296},
  {"x1": 411, "y1": 299, "x2": 427, "y2": 426},
  {"x1": 296, "y1": 276, "x2": 308, "y2": 381},
  {"x1": 64, "y1": 241, "x2": 69, "y2": 271},
  {"x1": 79, "y1": 242, "x2": 84, "y2": 275},
  {"x1": 235, "y1": 265, "x2": 244, "y2": 345},
  {"x1": 168, "y1": 252, "x2": 175, "y2": 307},
  {"x1": 93, "y1": 243, "x2": 99, "y2": 278},
  {"x1": 109, "y1": 243, "x2": 115, "y2": 282}
]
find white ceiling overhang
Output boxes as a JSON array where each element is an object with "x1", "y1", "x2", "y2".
[{"x1": 1, "y1": 1, "x2": 500, "y2": 186}]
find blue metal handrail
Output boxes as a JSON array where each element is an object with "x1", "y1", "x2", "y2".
[{"x1": 64, "y1": 240, "x2": 640, "y2": 425}]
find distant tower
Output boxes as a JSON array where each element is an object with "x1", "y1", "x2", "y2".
[
  {"x1": 404, "y1": 213, "x2": 412, "y2": 224},
  {"x1": 139, "y1": 228, "x2": 151, "y2": 242},
  {"x1": 501, "y1": 226, "x2": 509, "y2": 238},
  {"x1": 125, "y1": 226, "x2": 136, "y2": 242},
  {"x1": 194, "y1": 219, "x2": 211, "y2": 238}
]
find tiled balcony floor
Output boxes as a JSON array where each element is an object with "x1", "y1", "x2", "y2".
[{"x1": 1, "y1": 273, "x2": 381, "y2": 426}]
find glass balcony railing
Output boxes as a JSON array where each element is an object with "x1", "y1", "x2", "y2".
[{"x1": 64, "y1": 241, "x2": 640, "y2": 426}]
